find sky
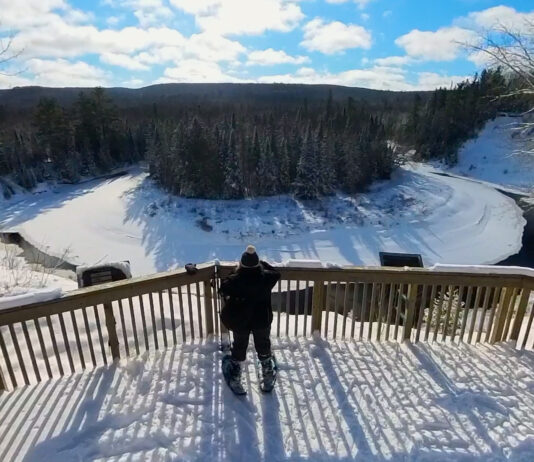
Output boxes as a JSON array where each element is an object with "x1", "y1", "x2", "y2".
[{"x1": 0, "y1": 0, "x2": 532, "y2": 91}]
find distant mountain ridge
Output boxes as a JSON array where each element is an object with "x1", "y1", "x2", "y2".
[{"x1": 0, "y1": 83, "x2": 426, "y2": 109}]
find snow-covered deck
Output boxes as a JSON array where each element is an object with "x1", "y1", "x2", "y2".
[{"x1": 2, "y1": 337, "x2": 534, "y2": 461}]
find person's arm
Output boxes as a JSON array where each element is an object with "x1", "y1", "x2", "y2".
[{"x1": 261, "y1": 261, "x2": 281, "y2": 288}]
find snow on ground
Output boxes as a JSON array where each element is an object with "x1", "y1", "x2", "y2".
[
  {"x1": 0, "y1": 163, "x2": 525, "y2": 276},
  {"x1": 1, "y1": 337, "x2": 534, "y2": 461},
  {"x1": 440, "y1": 116, "x2": 534, "y2": 193},
  {"x1": 0, "y1": 242, "x2": 76, "y2": 309}
]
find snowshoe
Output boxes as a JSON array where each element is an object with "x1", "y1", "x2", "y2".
[
  {"x1": 222, "y1": 355, "x2": 247, "y2": 396},
  {"x1": 258, "y1": 355, "x2": 277, "y2": 393}
]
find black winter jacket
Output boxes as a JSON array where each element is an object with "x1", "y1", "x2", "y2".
[{"x1": 219, "y1": 261, "x2": 281, "y2": 331}]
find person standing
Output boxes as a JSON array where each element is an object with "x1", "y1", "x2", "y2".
[{"x1": 219, "y1": 245, "x2": 281, "y2": 394}]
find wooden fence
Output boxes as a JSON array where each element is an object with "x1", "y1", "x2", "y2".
[{"x1": 0, "y1": 263, "x2": 533, "y2": 391}]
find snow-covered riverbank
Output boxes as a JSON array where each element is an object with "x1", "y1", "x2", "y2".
[{"x1": 0, "y1": 160, "x2": 525, "y2": 276}]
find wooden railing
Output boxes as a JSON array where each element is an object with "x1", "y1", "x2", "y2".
[{"x1": 0, "y1": 263, "x2": 533, "y2": 391}]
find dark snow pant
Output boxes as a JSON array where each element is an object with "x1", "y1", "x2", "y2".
[{"x1": 231, "y1": 327, "x2": 271, "y2": 362}]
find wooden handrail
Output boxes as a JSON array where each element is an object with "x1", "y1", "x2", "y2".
[{"x1": 0, "y1": 261, "x2": 533, "y2": 392}]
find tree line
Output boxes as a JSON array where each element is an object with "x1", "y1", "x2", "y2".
[{"x1": 0, "y1": 68, "x2": 522, "y2": 200}]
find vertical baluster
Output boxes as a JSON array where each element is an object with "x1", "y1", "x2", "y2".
[
  {"x1": 510, "y1": 288, "x2": 531, "y2": 343},
  {"x1": 303, "y1": 281, "x2": 310, "y2": 336},
  {"x1": 449, "y1": 286, "x2": 464, "y2": 343},
  {"x1": 486, "y1": 287, "x2": 503, "y2": 343},
  {"x1": 331, "y1": 282, "x2": 339, "y2": 338},
  {"x1": 159, "y1": 290, "x2": 169, "y2": 348},
  {"x1": 168, "y1": 288, "x2": 178, "y2": 345},
  {"x1": 93, "y1": 306, "x2": 107, "y2": 364},
  {"x1": 294, "y1": 280, "x2": 300, "y2": 337},
  {"x1": 458, "y1": 286, "x2": 473, "y2": 342},
  {"x1": 0, "y1": 328, "x2": 16, "y2": 388},
  {"x1": 393, "y1": 284, "x2": 404, "y2": 341},
  {"x1": 441, "y1": 286, "x2": 455, "y2": 342},
  {"x1": 375, "y1": 283, "x2": 387, "y2": 341},
  {"x1": 81, "y1": 308, "x2": 96, "y2": 366},
  {"x1": 149, "y1": 292, "x2": 159, "y2": 349},
  {"x1": 351, "y1": 282, "x2": 360, "y2": 339},
  {"x1": 432, "y1": 287, "x2": 446, "y2": 342},
  {"x1": 277, "y1": 279, "x2": 282, "y2": 337},
  {"x1": 9, "y1": 324, "x2": 29, "y2": 384},
  {"x1": 424, "y1": 285, "x2": 438, "y2": 341},
  {"x1": 58, "y1": 313, "x2": 75, "y2": 372},
  {"x1": 195, "y1": 282, "x2": 204, "y2": 338},
  {"x1": 467, "y1": 287, "x2": 483, "y2": 344},
  {"x1": 177, "y1": 286, "x2": 187, "y2": 342},
  {"x1": 138, "y1": 295, "x2": 150, "y2": 351},
  {"x1": 385, "y1": 283, "x2": 396, "y2": 341},
  {"x1": 359, "y1": 283, "x2": 368, "y2": 340},
  {"x1": 285, "y1": 280, "x2": 291, "y2": 336},
  {"x1": 21, "y1": 320, "x2": 41, "y2": 382},
  {"x1": 520, "y1": 299, "x2": 534, "y2": 350},
  {"x1": 34, "y1": 319, "x2": 52, "y2": 378},
  {"x1": 127, "y1": 297, "x2": 140, "y2": 356},
  {"x1": 502, "y1": 287, "x2": 519, "y2": 341},
  {"x1": 476, "y1": 287, "x2": 492, "y2": 343},
  {"x1": 186, "y1": 284, "x2": 195, "y2": 341},
  {"x1": 46, "y1": 316, "x2": 64, "y2": 375},
  {"x1": 414, "y1": 285, "x2": 429, "y2": 343},
  {"x1": 367, "y1": 283, "x2": 377, "y2": 340},
  {"x1": 203, "y1": 281, "x2": 215, "y2": 337},
  {"x1": 324, "y1": 282, "x2": 332, "y2": 338},
  {"x1": 341, "y1": 281, "x2": 351, "y2": 339},
  {"x1": 118, "y1": 299, "x2": 131, "y2": 356},
  {"x1": 70, "y1": 311, "x2": 86, "y2": 369}
]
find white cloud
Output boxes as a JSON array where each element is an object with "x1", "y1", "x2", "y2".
[
  {"x1": 465, "y1": 6, "x2": 534, "y2": 34},
  {"x1": 122, "y1": 78, "x2": 145, "y2": 88},
  {"x1": 158, "y1": 59, "x2": 248, "y2": 83},
  {"x1": 258, "y1": 66, "x2": 413, "y2": 90},
  {"x1": 395, "y1": 26, "x2": 478, "y2": 61},
  {"x1": 301, "y1": 18, "x2": 372, "y2": 54},
  {"x1": 106, "y1": 16, "x2": 121, "y2": 26},
  {"x1": 383, "y1": 10, "x2": 392, "y2": 18},
  {"x1": 169, "y1": 0, "x2": 304, "y2": 36},
  {"x1": 100, "y1": 52, "x2": 149, "y2": 70},
  {"x1": 26, "y1": 58, "x2": 111, "y2": 87},
  {"x1": 257, "y1": 66, "x2": 469, "y2": 91},
  {"x1": 361, "y1": 13, "x2": 370, "y2": 22},
  {"x1": 247, "y1": 48, "x2": 309, "y2": 66},
  {"x1": 118, "y1": 0, "x2": 174, "y2": 27},
  {"x1": 417, "y1": 72, "x2": 470, "y2": 90},
  {"x1": 374, "y1": 55, "x2": 413, "y2": 66}
]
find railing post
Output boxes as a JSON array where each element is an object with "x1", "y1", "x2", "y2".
[
  {"x1": 0, "y1": 365, "x2": 6, "y2": 392},
  {"x1": 403, "y1": 284, "x2": 418, "y2": 341},
  {"x1": 204, "y1": 280, "x2": 215, "y2": 336},
  {"x1": 510, "y1": 288, "x2": 531, "y2": 342},
  {"x1": 103, "y1": 302, "x2": 121, "y2": 360},
  {"x1": 490, "y1": 287, "x2": 514, "y2": 344},
  {"x1": 311, "y1": 280, "x2": 325, "y2": 334}
]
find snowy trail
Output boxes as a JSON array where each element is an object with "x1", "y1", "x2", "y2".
[
  {"x1": 0, "y1": 164, "x2": 525, "y2": 276},
  {"x1": 1, "y1": 338, "x2": 534, "y2": 461}
]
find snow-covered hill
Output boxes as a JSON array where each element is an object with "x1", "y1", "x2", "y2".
[
  {"x1": 0, "y1": 162, "x2": 524, "y2": 276},
  {"x1": 443, "y1": 116, "x2": 534, "y2": 193}
]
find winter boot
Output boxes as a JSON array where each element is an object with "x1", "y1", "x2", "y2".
[
  {"x1": 258, "y1": 355, "x2": 277, "y2": 393},
  {"x1": 222, "y1": 355, "x2": 246, "y2": 395}
]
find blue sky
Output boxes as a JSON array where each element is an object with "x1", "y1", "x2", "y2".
[{"x1": 0, "y1": 0, "x2": 532, "y2": 90}]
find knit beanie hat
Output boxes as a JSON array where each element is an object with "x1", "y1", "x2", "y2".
[{"x1": 240, "y1": 245, "x2": 260, "y2": 268}]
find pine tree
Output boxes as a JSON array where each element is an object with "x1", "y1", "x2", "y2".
[
  {"x1": 223, "y1": 129, "x2": 244, "y2": 199},
  {"x1": 293, "y1": 126, "x2": 319, "y2": 199}
]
